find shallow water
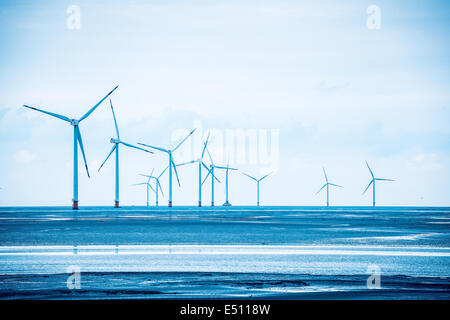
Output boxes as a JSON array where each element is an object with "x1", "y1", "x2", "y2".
[{"x1": 0, "y1": 206, "x2": 449, "y2": 299}]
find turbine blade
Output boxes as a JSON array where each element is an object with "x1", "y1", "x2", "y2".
[
  {"x1": 259, "y1": 172, "x2": 272, "y2": 181},
  {"x1": 157, "y1": 180, "x2": 164, "y2": 197},
  {"x1": 316, "y1": 184, "x2": 327, "y2": 195},
  {"x1": 158, "y1": 166, "x2": 169, "y2": 178},
  {"x1": 206, "y1": 146, "x2": 213, "y2": 164},
  {"x1": 242, "y1": 172, "x2": 257, "y2": 181},
  {"x1": 214, "y1": 166, "x2": 229, "y2": 170},
  {"x1": 176, "y1": 160, "x2": 196, "y2": 167},
  {"x1": 148, "y1": 183, "x2": 156, "y2": 193},
  {"x1": 23, "y1": 105, "x2": 70, "y2": 122},
  {"x1": 172, "y1": 128, "x2": 196, "y2": 152},
  {"x1": 79, "y1": 85, "x2": 119, "y2": 122},
  {"x1": 137, "y1": 143, "x2": 168, "y2": 153},
  {"x1": 202, "y1": 169, "x2": 211, "y2": 185},
  {"x1": 323, "y1": 167, "x2": 328, "y2": 183},
  {"x1": 365, "y1": 160, "x2": 374, "y2": 178},
  {"x1": 119, "y1": 140, "x2": 153, "y2": 153},
  {"x1": 376, "y1": 178, "x2": 395, "y2": 181},
  {"x1": 76, "y1": 126, "x2": 90, "y2": 178},
  {"x1": 201, "y1": 132, "x2": 211, "y2": 160},
  {"x1": 98, "y1": 144, "x2": 117, "y2": 172},
  {"x1": 171, "y1": 158, "x2": 181, "y2": 187},
  {"x1": 329, "y1": 183, "x2": 344, "y2": 188},
  {"x1": 363, "y1": 179, "x2": 374, "y2": 195},
  {"x1": 132, "y1": 182, "x2": 147, "y2": 186},
  {"x1": 109, "y1": 99, "x2": 120, "y2": 139}
]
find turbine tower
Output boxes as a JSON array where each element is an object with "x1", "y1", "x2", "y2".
[
  {"x1": 98, "y1": 99, "x2": 153, "y2": 208},
  {"x1": 242, "y1": 172, "x2": 272, "y2": 206},
  {"x1": 140, "y1": 167, "x2": 165, "y2": 207},
  {"x1": 138, "y1": 129, "x2": 196, "y2": 207},
  {"x1": 222, "y1": 162, "x2": 238, "y2": 206},
  {"x1": 23, "y1": 85, "x2": 119, "y2": 209},
  {"x1": 316, "y1": 167, "x2": 343, "y2": 207},
  {"x1": 363, "y1": 161, "x2": 394, "y2": 207},
  {"x1": 176, "y1": 132, "x2": 212, "y2": 207}
]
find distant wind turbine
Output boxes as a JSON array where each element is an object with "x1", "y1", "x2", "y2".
[
  {"x1": 176, "y1": 132, "x2": 213, "y2": 207},
  {"x1": 242, "y1": 172, "x2": 272, "y2": 206},
  {"x1": 138, "y1": 129, "x2": 196, "y2": 207},
  {"x1": 133, "y1": 171, "x2": 156, "y2": 207},
  {"x1": 222, "y1": 161, "x2": 238, "y2": 206},
  {"x1": 316, "y1": 167, "x2": 343, "y2": 207},
  {"x1": 98, "y1": 99, "x2": 153, "y2": 208},
  {"x1": 140, "y1": 167, "x2": 166, "y2": 207},
  {"x1": 363, "y1": 161, "x2": 394, "y2": 207},
  {"x1": 23, "y1": 85, "x2": 119, "y2": 209},
  {"x1": 202, "y1": 146, "x2": 233, "y2": 207}
]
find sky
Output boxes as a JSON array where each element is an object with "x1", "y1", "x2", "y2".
[{"x1": 0, "y1": 0, "x2": 449, "y2": 206}]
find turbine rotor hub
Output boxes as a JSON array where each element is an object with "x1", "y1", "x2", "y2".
[{"x1": 70, "y1": 119, "x2": 79, "y2": 126}]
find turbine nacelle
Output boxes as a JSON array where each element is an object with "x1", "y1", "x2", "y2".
[
  {"x1": 70, "y1": 119, "x2": 79, "y2": 126},
  {"x1": 110, "y1": 138, "x2": 120, "y2": 144}
]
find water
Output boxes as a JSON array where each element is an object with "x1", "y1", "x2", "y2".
[{"x1": 0, "y1": 206, "x2": 449, "y2": 299}]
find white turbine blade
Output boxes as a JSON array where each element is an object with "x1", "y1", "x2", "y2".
[
  {"x1": 363, "y1": 179, "x2": 374, "y2": 195},
  {"x1": 376, "y1": 178, "x2": 395, "y2": 181},
  {"x1": 98, "y1": 144, "x2": 117, "y2": 172},
  {"x1": 259, "y1": 172, "x2": 272, "y2": 181},
  {"x1": 158, "y1": 166, "x2": 169, "y2": 178},
  {"x1": 171, "y1": 158, "x2": 181, "y2": 187},
  {"x1": 329, "y1": 183, "x2": 344, "y2": 188},
  {"x1": 176, "y1": 160, "x2": 196, "y2": 167},
  {"x1": 157, "y1": 179, "x2": 164, "y2": 197},
  {"x1": 365, "y1": 161, "x2": 374, "y2": 178},
  {"x1": 23, "y1": 105, "x2": 70, "y2": 122},
  {"x1": 206, "y1": 146, "x2": 214, "y2": 165},
  {"x1": 109, "y1": 99, "x2": 120, "y2": 139},
  {"x1": 323, "y1": 167, "x2": 328, "y2": 183},
  {"x1": 119, "y1": 140, "x2": 153, "y2": 153},
  {"x1": 173, "y1": 128, "x2": 196, "y2": 152},
  {"x1": 201, "y1": 132, "x2": 210, "y2": 160},
  {"x1": 79, "y1": 85, "x2": 119, "y2": 122},
  {"x1": 242, "y1": 172, "x2": 257, "y2": 181},
  {"x1": 137, "y1": 143, "x2": 168, "y2": 153},
  {"x1": 202, "y1": 169, "x2": 211, "y2": 185},
  {"x1": 316, "y1": 183, "x2": 327, "y2": 195},
  {"x1": 76, "y1": 126, "x2": 90, "y2": 178},
  {"x1": 214, "y1": 165, "x2": 229, "y2": 170}
]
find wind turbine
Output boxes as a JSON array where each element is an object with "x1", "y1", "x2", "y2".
[
  {"x1": 242, "y1": 172, "x2": 272, "y2": 206},
  {"x1": 98, "y1": 99, "x2": 153, "y2": 208},
  {"x1": 133, "y1": 172, "x2": 156, "y2": 207},
  {"x1": 176, "y1": 133, "x2": 212, "y2": 207},
  {"x1": 202, "y1": 146, "x2": 233, "y2": 207},
  {"x1": 140, "y1": 167, "x2": 165, "y2": 207},
  {"x1": 363, "y1": 161, "x2": 394, "y2": 207},
  {"x1": 222, "y1": 161, "x2": 238, "y2": 206},
  {"x1": 138, "y1": 129, "x2": 196, "y2": 207},
  {"x1": 316, "y1": 167, "x2": 343, "y2": 207},
  {"x1": 23, "y1": 85, "x2": 119, "y2": 209}
]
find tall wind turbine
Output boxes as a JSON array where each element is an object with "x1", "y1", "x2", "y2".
[
  {"x1": 23, "y1": 85, "x2": 119, "y2": 209},
  {"x1": 140, "y1": 167, "x2": 166, "y2": 207},
  {"x1": 316, "y1": 167, "x2": 343, "y2": 207},
  {"x1": 176, "y1": 133, "x2": 212, "y2": 207},
  {"x1": 98, "y1": 99, "x2": 153, "y2": 208},
  {"x1": 138, "y1": 129, "x2": 196, "y2": 207},
  {"x1": 363, "y1": 161, "x2": 394, "y2": 207},
  {"x1": 242, "y1": 172, "x2": 272, "y2": 206}
]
